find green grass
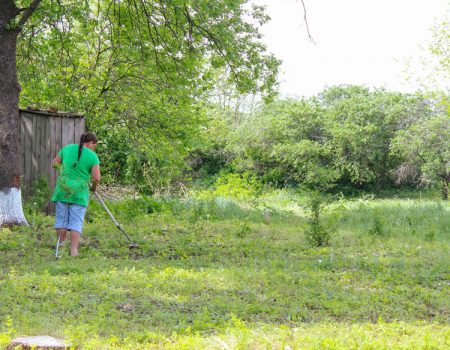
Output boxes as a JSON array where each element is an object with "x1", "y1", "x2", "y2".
[{"x1": 0, "y1": 196, "x2": 449, "y2": 349}]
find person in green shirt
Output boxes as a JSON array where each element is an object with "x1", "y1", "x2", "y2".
[{"x1": 51, "y1": 132, "x2": 101, "y2": 256}]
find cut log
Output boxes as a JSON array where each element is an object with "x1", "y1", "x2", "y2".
[{"x1": 7, "y1": 336, "x2": 73, "y2": 350}]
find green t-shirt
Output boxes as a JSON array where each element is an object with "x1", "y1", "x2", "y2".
[{"x1": 51, "y1": 144, "x2": 100, "y2": 206}]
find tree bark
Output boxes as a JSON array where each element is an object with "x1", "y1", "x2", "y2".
[{"x1": 0, "y1": 1, "x2": 27, "y2": 226}]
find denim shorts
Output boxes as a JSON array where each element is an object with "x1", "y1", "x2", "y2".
[{"x1": 54, "y1": 201, "x2": 87, "y2": 234}]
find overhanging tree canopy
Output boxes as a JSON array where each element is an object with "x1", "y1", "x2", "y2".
[{"x1": 0, "y1": 0, "x2": 280, "y2": 226}]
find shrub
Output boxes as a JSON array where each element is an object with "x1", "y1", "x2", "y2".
[
  {"x1": 301, "y1": 192, "x2": 338, "y2": 247},
  {"x1": 212, "y1": 172, "x2": 262, "y2": 200}
]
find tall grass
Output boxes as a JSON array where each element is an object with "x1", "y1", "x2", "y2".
[
  {"x1": 106, "y1": 191, "x2": 449, "y2": 242},
  {"x1": 0, "y1": 193, "x2": 448, "y2": 349},
  {"x1": 339, "y1": 199, "x2": 449, "y2": 240}
]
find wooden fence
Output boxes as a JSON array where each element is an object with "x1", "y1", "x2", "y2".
[{"x1": 19, "y1": 109, "x2": 85, "y2": 198}]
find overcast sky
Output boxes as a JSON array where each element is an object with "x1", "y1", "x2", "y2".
[{"x1": 253, "y1": 0, "x2": 449, "y2": 97}]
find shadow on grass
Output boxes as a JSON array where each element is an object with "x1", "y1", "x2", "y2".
[{"x1": 0, "y1": 198, "x2": 449, "y2": 346}]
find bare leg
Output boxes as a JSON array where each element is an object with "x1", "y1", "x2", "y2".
[
  {"x1": 70, "y1": 230, "x2": 81, "y2": 257},
  {"x1": 56, "y1": 228, "x2": 67, "y2": 243}
]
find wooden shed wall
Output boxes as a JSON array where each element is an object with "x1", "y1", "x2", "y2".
[{"x1": 19, "y1": 110, "x2": 85, "y2": 198}]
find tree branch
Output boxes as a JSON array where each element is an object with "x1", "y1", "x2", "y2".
[
  {"x1": 17, "y1": 0, "x2": 42, "y2": 28},
  {"x1": 414, "y1": 150, "x2": 427, "y2": 163},
  {"x1": 299, "y1": 0, "x2": 315, "y2": 44}
]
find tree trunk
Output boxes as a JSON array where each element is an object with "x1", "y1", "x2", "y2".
[
  {"x1": 442, "y1": 178, "x2": 449, "y2": 201},
  {"x1": 0, "y1": 1, "x2": 27, "y2": 226}
]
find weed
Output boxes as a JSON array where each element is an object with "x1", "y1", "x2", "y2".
[
  {"x1": 236, "y1": 222, "x2": 251, "y2": 238},
  {"x1": 425, "y1": 228, "x2": 437, "y2": 242},
  {"x1": 368, "y1": 215, "x2": 385, "y2": 236},
  {"x1": 301, "y1": 192, "x2": 338, "y2": 247},
  {"x1": 23, "y1": 176, "x2": 51, "y2": 215},
  {"x1": 1, "y1": 195, "x2": 448, "y2": 349}
]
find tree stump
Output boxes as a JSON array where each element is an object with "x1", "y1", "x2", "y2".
[{"x1": 7, "y1": 336, "x2": 73, "y2": 350}]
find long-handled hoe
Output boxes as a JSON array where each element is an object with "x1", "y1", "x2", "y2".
[
  {"x1": 55, "y1": 234, "x2": 62, "y2": 258},
  {"x1": 93, "y1": 191, "x2": 139, "y2": 249}
]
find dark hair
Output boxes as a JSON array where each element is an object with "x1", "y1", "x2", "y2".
[{"x1": 73, "y1": 132, "x2": 98, "y2": 168}]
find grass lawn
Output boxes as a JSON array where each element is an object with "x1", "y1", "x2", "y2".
[{"x1": 1, "y1": 196, "x2": 449, "y2": 349}]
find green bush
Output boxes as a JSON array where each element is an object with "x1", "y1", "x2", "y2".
[{"x1": 195, "y1": 172, "x2": 262, "y2": 201}]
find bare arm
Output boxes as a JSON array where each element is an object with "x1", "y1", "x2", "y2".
[
  {"x1": 52, "y1": 154, "x2": 62, "y2": 169},
  {"x1": 90, "y1": 164, "x2": 101, "y2": 191}
]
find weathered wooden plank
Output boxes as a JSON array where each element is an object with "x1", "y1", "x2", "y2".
[
  {"x1": 37, "y1": 116, "x2": 43, "y2": 173},
  {"x1": 38, "y1": 116, "x2": 48, "y2": 185},
  {"x1": 62, "y1": 117, "x2": 75, "y2": 148},
  {"x1": 31, "y1": 114, "x2": 40, "y2": 190},
  {"x1": 45, "y1": 115, "x2": 52, "y2": 187},
  {"x1": 49, "y1": 117, "x2": 56, "y2": 192},
  {"x1": 45, "y1": 117, "x2": 52, "y2": 213},
  {"x1": 55, "y1": 117, "x2": 62, "y2": 153},
  {"x1": 40, "y1": 116, "x2": 47, "y2": 178},
  {"x1": 19, "y1": 112, "x2": 32, "y2": 197},
  {"x1": 73, "y1": 117, "x2": 85, "y2": 143},
  {"x1": 19, "y1": 113, "x2": 25, "y2": 178},
  {"x1": 50, "y1": 117, "x2": 62, "y2": 191},
  {"x1": 23, "y1": 115, "x2": 33, "y2": 198}
]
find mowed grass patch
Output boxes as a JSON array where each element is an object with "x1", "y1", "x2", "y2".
[{"x1": 0, "y1": 197, "x2": 449, "y2": 349}]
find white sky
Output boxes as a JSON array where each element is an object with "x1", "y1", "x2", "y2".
[{"x1": 253, "y1": 0, "x2": 449, "y2": 97}]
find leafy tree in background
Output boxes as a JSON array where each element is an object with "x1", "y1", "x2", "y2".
[
  {"x1": 201, "y1": 97, "x2": 336, "y2": 189},
  {"x1": 392, "y1": 114, "x2": 450, "y2": 199},
  {"x1": 18, "y1": 0, "x2": 280, "y2": 191},
  {"x1": 408, "y1": 14, "x2": 450, "y2": 92},
  {"x1": 428, "y1": 16, "x2": 449, "y2": 88},
  {"x1": 196, "y1": 86, "x2": 439, "y2": 193},
  {"x1": 319, "y1": 85, "x2": 434, "y2": 191},
  {"x1": 0, "y1": 0, "x2": 280, "y2": 225},
  {"x1": 241, "y1": 98, "x2": 336, "y2": 188},
  {"x1": 186, "y1": 74, "x2": 261, "y2": 185},
  {"x1": 393, "y1": 13, "x2": 450, "y2": 199}
]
